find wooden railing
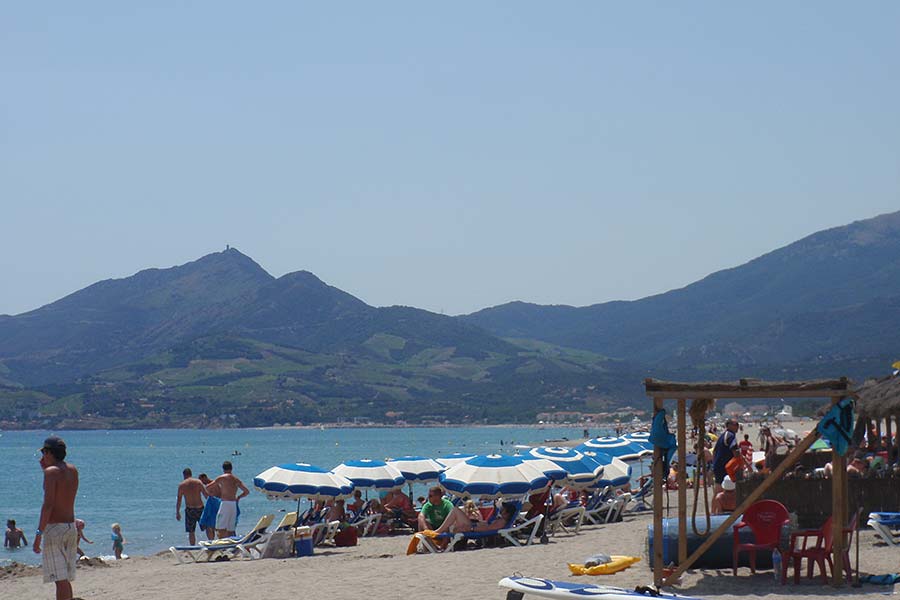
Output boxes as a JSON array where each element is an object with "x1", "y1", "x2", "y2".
[{"x1": 736, "y1": 475, "x2": 900, "y2": 529}]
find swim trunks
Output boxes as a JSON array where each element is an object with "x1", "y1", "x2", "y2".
[
  {"x1": 185, "y1": 506, "x2": 204, "y2": 533},
  {"x1": 42, "y1": 522, "x2": 78, "y2": 584},
  {"x1": 199, "y1": 496, "x2": 221, "y2": 531},
  {"x1": 216, "y1": 500, "x2": 238, "y2": 531}
]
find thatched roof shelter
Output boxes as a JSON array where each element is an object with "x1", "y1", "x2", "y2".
[{"x1": 854, "y1": 374, "x2": 900, "y2": 420}]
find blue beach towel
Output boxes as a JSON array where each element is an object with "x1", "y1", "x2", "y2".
[
  {"x1": 649, "y1": 409, "x2": 677, "y2": 472},
  {"x1": 817, "y1": 397, "x2": 855, "y2": 456},
  {"x1": 860, "y1": 574, "x2": 900, "y2": 585}
]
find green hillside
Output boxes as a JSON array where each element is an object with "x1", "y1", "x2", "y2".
[{"x1": 0, "y1": 334, "x2": 637, "y2": 429}]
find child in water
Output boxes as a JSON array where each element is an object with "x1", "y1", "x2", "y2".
[
  {"x1": 111, "y1": 523, "x2": 125, "y2": 559},
  {"x1": 75, "y1": 518, "x2": 93, "y2": 557}
]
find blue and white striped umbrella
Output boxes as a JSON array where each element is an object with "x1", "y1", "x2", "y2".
[
  {"x1": 332, "y1": 459, "x2": 405, "y2": 491},
  {"x1": 435, "y1": 452, "x2": 477, "y2": 469},
  {"x1": 439, "y1": 454, "x2": 551, "y2": 499},
  {"x1": 577, "y1": 436, "x2": 648, "y2": 461},
  {"x1": 253, "y1": 463, "x2": 355, "y2": 501},
  {"x1": 581, "y1": 452, "x2": 633, "y2": 489},
  {"x1": 386, "y1": 456, "x2": 445, "y2": 482},
  {"x1": 522, "y1": 447, "x2": 604, "y2": 489},
  {"x1": 621, "y1": 431, "x2": 654, "y2": 453}
]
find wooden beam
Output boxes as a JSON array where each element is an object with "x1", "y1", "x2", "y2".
[
  {"x1": 886, "y1": 417, "x2": 893, "y2": 466},
  {"x1": 831, "y1": 396, "x2": 847, "y2": 587},
  {"x1": 652, "y1": 396, "x2": 665, "y2": 587},
  {"x1": 644, "y1": 378, "x2": 850, "y2": 396},
  {"x1": 895, "y1": 415, "x2": 900, "y2": 465},
  {"x1": 644, "y1": 390, "x2": 847, "y2": 399},
  {"x1": 662, "y1": 426, "x2": 821, "y2": 587},
  {"x1": 677, "y1": 399, "x2": 687, "y2": 564}
]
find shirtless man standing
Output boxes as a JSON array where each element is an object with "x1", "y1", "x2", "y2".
[
  {"x1": 5, "y1": 519, "x2": 27, "y2": 549},
  {"x1": 33, "y1": 436, "x2": 79, "y2": 600},
  {"x1": 176, "y1": 468, "x2": 207, "y2": 545},
  {"x1": 203, "y1": 461, "x2": 249, "y2": 538}
]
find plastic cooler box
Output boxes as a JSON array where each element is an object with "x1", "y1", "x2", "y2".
[
  {"x1": 647, "y1": 515, "x2": 788, "y2": 568},
  {"x1": 293, "y1": 526, "x2": 314, "y2": 557}
]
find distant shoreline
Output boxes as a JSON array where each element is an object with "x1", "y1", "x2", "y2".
[{"x1": 0, "y1": 422, "x2": 602, "y2": 433}]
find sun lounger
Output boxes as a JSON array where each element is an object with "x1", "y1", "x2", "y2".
[
  {"x1": 868, "y1": 512, "x2": 900, "y2": 547},
  {"x1": 311, "y1": 519, "x2": 341, "y2": 545},
  {"x1": 412, "y1": 510, "x2": 544, "y2": 553},
  {"x1": 547, "y1": 501, "x2": 585, "y2": 535},
  {"x1": 347, "y1": 500, "x2": 382, "y2": 537},
  {"x1": 583, "y1": 487, "x2": 629, "y2": 525},
  {"x1": 169, "y1": 514, "x2": 275, "y2": 564},
  {"x1": 627, "y1": 477, "x2": 653, "y2": 512}
]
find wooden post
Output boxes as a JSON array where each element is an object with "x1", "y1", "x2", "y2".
[
  {"x1": 677, "y1": 399, "x2": 688, "y2": 565},
  {"x1": 887, "y1": 417, "x2": 894, "y2": 467},
  {"x1": 895, "y1": 415, "x2": 900, "y2": 465},
  {"x1": 652, "y1": 396, "x2": 665, "y2": 587},
  {"x1": 831, "y1": 395, "x2": 847, "y2": 586},
  {"x1": 662, "y1": 427, "x2": 821, "y2": 587}
]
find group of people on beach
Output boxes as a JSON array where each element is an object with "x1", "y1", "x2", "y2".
[{"x1": 175, "y1": 461, "x2": 250, "y2": 544}]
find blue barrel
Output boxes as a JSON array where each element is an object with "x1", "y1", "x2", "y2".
[{"x1": 647, "y1": 515, "x2": 788, "y2": 568}]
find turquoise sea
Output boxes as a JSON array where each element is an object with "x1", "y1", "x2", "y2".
[{"x1": 0, "y1": 426, "x2": 598, "y2": 565}]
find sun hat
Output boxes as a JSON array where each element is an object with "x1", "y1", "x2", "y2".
[{"x1": 722, "y1": 476, "x2": 735, "y2": 491}]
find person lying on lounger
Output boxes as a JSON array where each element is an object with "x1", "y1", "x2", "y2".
[{"x1": 432, "y1": 503, "x2": 516, "y2": 534}]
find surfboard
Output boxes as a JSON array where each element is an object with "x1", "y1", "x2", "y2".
[{"x1": 498, "y1": 577, "x2": 703, "y2": 600}]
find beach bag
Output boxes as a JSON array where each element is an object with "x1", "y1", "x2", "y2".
[
  {"x1": 725, "y1": 457, "x2": 743, "y2": 480},
  {"x1": 334, "y1": 525, "x2": 358, "y2": 547}
]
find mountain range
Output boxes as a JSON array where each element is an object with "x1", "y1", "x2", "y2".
[{"x1": 2, "y1": 211, "x2": 899, "y2": 429}]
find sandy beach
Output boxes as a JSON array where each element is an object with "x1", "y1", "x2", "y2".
[
  {"x1": 8, "y1": 416, "x2": 896, "y2": 600},
  {"x1": 5, "y1": 493, "x2": 899, "y2": 600}
]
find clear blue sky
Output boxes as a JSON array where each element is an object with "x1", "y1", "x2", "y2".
[{"x1": 2, "y1": 3, "x2": 898, "y2": 316}]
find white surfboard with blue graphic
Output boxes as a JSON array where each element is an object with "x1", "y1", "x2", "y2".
[{"x1": 499, "y1": 577, "x2": 703, "y2": 600}]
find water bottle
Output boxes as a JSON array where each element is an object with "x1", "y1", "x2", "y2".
[{"x1": 772, "y1": 547, "x2": 782, "y2": 582}]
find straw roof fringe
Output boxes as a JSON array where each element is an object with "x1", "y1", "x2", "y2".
[{"x1": 854, "y1": 374, "x2": 900, "y2": 419}]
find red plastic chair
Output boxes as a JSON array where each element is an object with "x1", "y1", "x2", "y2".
[
  {"x1": 781, "y1": 513, "x2": 856, "y2": 584},
  {"x1": 732, "y1": 499, "x2": 790, "y2": 575}
]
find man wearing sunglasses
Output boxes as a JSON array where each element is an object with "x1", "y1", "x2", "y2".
[{"x1": 33, "y1": 436, "x2": 80, "y2": 600}]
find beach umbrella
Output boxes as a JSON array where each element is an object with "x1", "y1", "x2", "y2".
[
  {"x1": 621, "y1": 431, "x2": 653, "y2": 451},
  {"x1": 581, "y1": 452, "x2": 632, "y2": 489},
  {"x1": 809, "y1": 438, "x2": 831, "y2": 452},
  {"x1": 387, "y1": 455, "x2": 447, "y2": 499},
  {"x1": 774, "y1": 428, "x2": 798, "y2": 441},
  {"x1": 577, "y1": 437, "x2": 648, "y2": 461},
  {"x1": 514, "y1": 455, "x2": 569, "y2": 484},
  {"x1": 522, "y1": 447, "x2": 604, "y2": 488},
  {"x1": 253, "y1": 463, "x2": 355, "y2": 519},
  {"x1": 435, "y1": 452, "x2": 477, "y2": 469},
  {"x1": 386, "y1": 456, "x2": 445, "y2": 482},
  {"x1": 332, "y1": 459, "x2": 405, "y2": 491},
  {"x1": 253, "y1": 463, "x2": 355, "y2": 501},
  {"x1": 439, "y1": 454, "x2": 551, "y2": 499}
]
